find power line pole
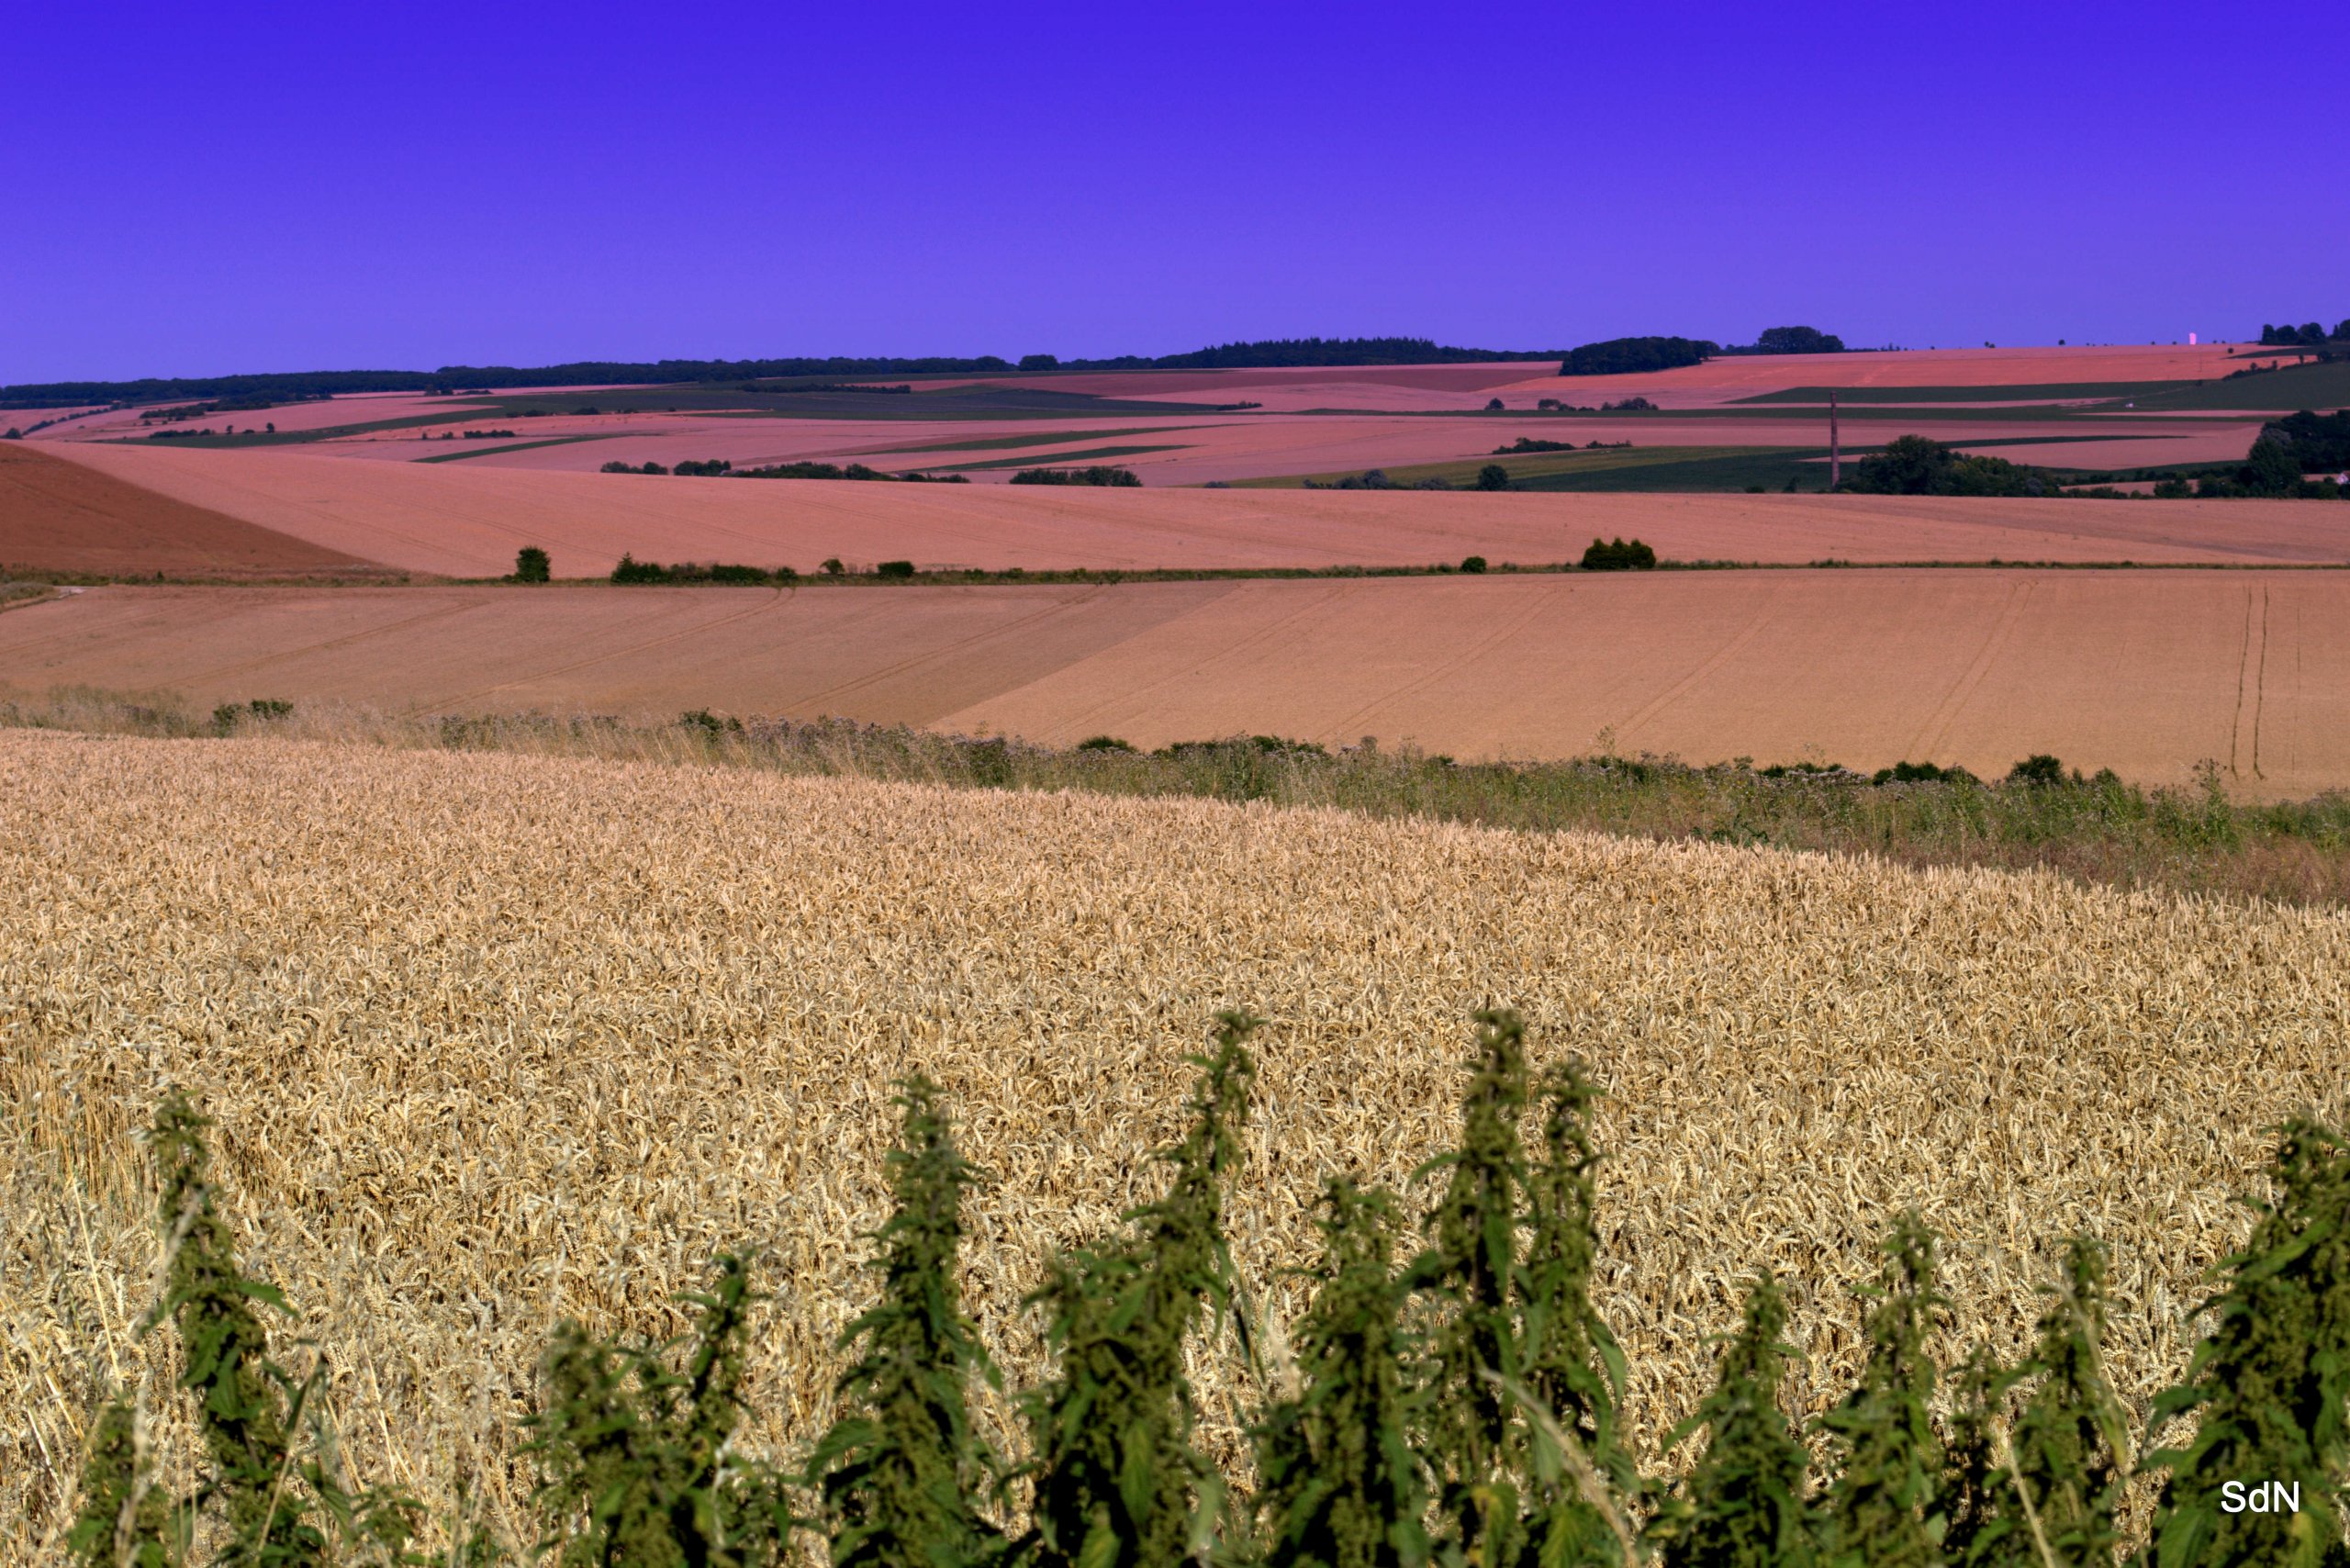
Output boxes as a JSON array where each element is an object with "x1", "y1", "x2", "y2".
[{"x1": 1829, "y1": 389, "x2": 1841, "y2": 490}]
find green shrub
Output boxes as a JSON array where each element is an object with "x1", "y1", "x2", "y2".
[
  {"x1": 1074, "y1": 735, "x2": 1136, "y2": 752},
  {"x1": 1460, "y1": 555, "x2": 1489, "y2": 574},
  {"x1": 211, "y1": 698, "x2": 293, "y2": 734},
  {"x1": 1815, "y1": 1213, "x2": 1947, "y2": 1567},
  {"x1": 2006, "y1": 754, "x2": 2069, "y2": 788},
  {"x1": 611, "y1": 554, "x2": 671, "y2": 585},
  {"x1": 876, "y1": 560, "x2": 916, "y2": 580},
  {"x1": 1008, "y1": 466, "x2": 1143, "y2": 487},
  {"x1": 512, "y1": 545, "x2": 552, "y2": 582},
  {"x1": 1476, "y1": 465, "x2": 1511, "y2": 491},
  {"x1": 673, "y1": 458, "x2": 733, "y2": 477}
]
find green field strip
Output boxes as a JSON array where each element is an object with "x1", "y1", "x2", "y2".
[
  {"x1": 875, "y1": 423, "x2": 1222, "y2": 454},
  {"x1": 414, "y1": 434, "x2": 616, "y2": 464},
  {"x1": 923, "y1": 442, "x2": 1193, "y2": 472},
  {"x1": 1731, "y1": 381, "x2": 2192, "y2": 405}
]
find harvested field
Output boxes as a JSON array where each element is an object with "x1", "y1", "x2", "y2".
[
  {"x1": 40, "y1": 443, "x2": 2349, "y2": 577},
  {"x1": 9, "y1": 570, "x2": 2350, "y2": 793},
  {"x1": 0, "y1": 440, "x2": 392, "y2": 578},
  {"x1": 5, "y1": 732, "x2": 2347, "y2": 1552},
  {"x1": 1489, "y1": 342, "x2": 2256, "y2": 408}
]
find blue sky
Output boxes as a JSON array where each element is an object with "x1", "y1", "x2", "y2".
[{"x1": 6, "y1": 0, "x2": 2344, "y2": 381}]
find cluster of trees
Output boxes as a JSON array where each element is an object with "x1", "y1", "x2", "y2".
[
  {"x1": 1046, "y1": 337, "x2": 1566, "y2": 371},
  {"x1": 1494, "y1": 437, "x2": 1636, "y2": 454},
  {"x1": 1561, "y1": 337, "x2": 1718, "y2": 376},
  {"x1": 1582, "y1": 536, "x2": 1658, "y2": 569},
  {"x1": 1560, "y1": 328, "x2": 1847, "y2": 376},
  {"x1": 1842, "y1": 435, "x2": 2055, "y2": 498},
  {"x1": 1301, "y1": 468, "x2": 1457, "y2": 490},
  {"x1": 88, "y1": 1017, "x2": 2350, "y2": 1567},
  {"x1": 599, "y1": 458, "x2": 968, "y2": 484},
  {"x1": 2258, "y1": 321, "x2": 2350, "y2": 346},
  {"x1": 1009, "y1": 465, "x2": 1143, "y2": 487}
]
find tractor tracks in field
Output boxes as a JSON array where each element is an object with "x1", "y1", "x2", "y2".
[{"x1": 2230, "y1": 584, "x2": 2269, "y2": 780}]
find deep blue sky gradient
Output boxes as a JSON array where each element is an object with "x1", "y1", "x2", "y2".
[{"x1": 6, "y1": 1, "x2": 2344, "y2": 382}]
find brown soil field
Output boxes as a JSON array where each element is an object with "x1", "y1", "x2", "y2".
[
  {"x1": 43, "y1": 443, "x2": 2344, "y2": 578},
  {"x1": 0, "y1": 441, "x2": 392, "y2": 578},
  {"x1": 7, "y1": 570, "x2": 2345, "y2": 793}
]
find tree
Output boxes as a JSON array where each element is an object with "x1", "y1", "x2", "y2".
[
  {"x1": 1754, "y1": 326, "x2": 1847, "y2": 355},
  {"x1": 513, "y1": 546, "x2": 552, "y2": 583},
  {"x1": 1019, "y1": 353, "x2": 1060, "y2": 371},
  {"x1": 1476, "y1": 465, "x2": 1511, "y2": 491},
  {"x1": 1561, "y1": 336, "x2": 1718, "y2": 375},
  {"x1": 2246, "y1": 437, "x2": 2304, "y2": 496},
  {"x1": 1485, "y1": 398, "x2": 1505, "y2": 411}
]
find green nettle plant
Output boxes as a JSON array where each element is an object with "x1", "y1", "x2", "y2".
[
  {"x1": 72, "y1": 1025, "x2": 2350, "y2": 1567},
  {"x1": 1513, "y1": 1059, "x2": 1640, "y2": 1564},
  {"x1": 807, "y1": 1075, "x2": 1007, "y2": 1568},
  {"x1": 1997, "y1": 1239, "x2": 2132, "y2": 1567},
  {"x1": 1253, "y1": 1181, "x2": 1430, "y2": 1568},
  {"x1": 522, "y1": 1253, "x2": 792, "y2": 1567},
  {"x1": 1816, "y1": 1212, "x2": 1949, "y2": 1568},
  {"x1": 1017, "y1": 1016, "x2": 1259, "y2": 1568},
  {"x1": 1647, "y1": 1274, "x2": 1815, "y2": 1568},
  {"x1": 69, "y1": 1093, "x2": 426, "y2": 1568},
  {"x1": 1410, "y1": 1011, "x2": 1533, "y2": 1563},
  {"x1": 2143, "y1": 1118, "x2": 2350, "y2": 1568}
]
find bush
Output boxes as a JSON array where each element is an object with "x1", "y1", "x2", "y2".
[
  {"x1": 600, "y1": 460, "x2": 670, "y2": 476},
  {"x1": 512, "y1": 545, "x2": 551, "y2": 583},
  {"x1": 211, "y1": 698, "x2": 294, "y2": 734},
  {"x1": 1485, "y1": 397, "x2": 1505, "y2": 411},
  {"x1": 822, "y1": 557, "x2": 845, "y2": 577},
  {"x1": 876, "y1": 560, "x2": 916, "y2": 580},
  {"x1": 673, "y1": 458, "x2": 733, "y2": 477},
  {"x1": 1476, "y1": 465, "x2": 1511, "y2": 491},
  {"x1": 610, "y1": 553, "x2": 670, "y2": 585},
  {"x1": 1019, "y1": 353, "x2": 1060, "y2": 371},
  {"x1": 1460, "y1": 554, "x2": 1489, "y2": 574},
  {"x1": 1582, "y1": 537, "x2": 1657, "y2": 570},
  {"x1": 2006, "y1": 753, "x2": 2069, "y2": 788},
  {"x1": 1075, "y1": 734, "x2": 1136, "y2": 752}
]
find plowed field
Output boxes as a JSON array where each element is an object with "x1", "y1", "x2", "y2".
[
  {"x1": 0, "y1": 441, "x2": 392, "y2": 577},
  {"x1": 7, "y1": 571, "x2": 2346, "y2": 793}
]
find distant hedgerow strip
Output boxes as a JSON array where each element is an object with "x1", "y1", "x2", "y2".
[{"x1": 72, "y1": 1015, "x2": 2350, "y2": 1565}]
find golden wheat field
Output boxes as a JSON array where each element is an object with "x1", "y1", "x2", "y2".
[{"x1": 6, "y1": 730, "x2": 2349, "y2": 1555}]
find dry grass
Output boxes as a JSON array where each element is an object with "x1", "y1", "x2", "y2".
[{"x1": 4, "y1": 730, "x2": 2347, "y2": 1557}]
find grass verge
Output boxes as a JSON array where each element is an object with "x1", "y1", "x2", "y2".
[{"x1": 7, "y1": 688, "x2": 2348, "y2": 908}]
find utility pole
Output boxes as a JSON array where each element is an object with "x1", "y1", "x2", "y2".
[{"x1": 1829, "y1": 389, "x2": 1841, "y2": 490}]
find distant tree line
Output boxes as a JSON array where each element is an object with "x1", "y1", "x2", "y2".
[
  {"x1": 1008, "y1": 465, "x2": 1143, "y2": 487},
  {"x1": 10, "y1": 330, "x2": 1868, "y2": 407},
  {"x1": 2258, "y1": 320, "x2": 2350, "y2": 346},
  {"x1": 1841, "y1": 435, "x2": 2056, "y2": 498}
]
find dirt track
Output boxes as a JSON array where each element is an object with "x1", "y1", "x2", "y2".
[
  {"x1": 0, "y1": 441, "x2": 391, "y2": 577},
  {"x1": 6, "y1": 573, "x2": 2344, "y2": 793}
]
